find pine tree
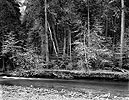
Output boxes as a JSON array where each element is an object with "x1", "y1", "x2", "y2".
[{"x1": 0, "y1": 0, "x2": 21, "y2": 71}]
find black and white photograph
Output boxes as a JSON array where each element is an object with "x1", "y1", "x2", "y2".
[{"x1": 0, "y1": 0, "x2": 129, "y2": 99}]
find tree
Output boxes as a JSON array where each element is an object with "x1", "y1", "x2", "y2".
[
  {"x1": 120, "y1": 0, "x2": 125, "y2": 67},
  {"x1": 44, "y1": 0, "x2": 49, "y2": 62},
  {"x1": 23, "y1": 0, "x2": 46, "y2": 60},
  {"x1": 23, "y1": 0, "x2": 61, "y2": 61},
  {"x1": 0, "y1": 0, "x2": 21, "y2": 43},
  {"x1": 74, "y1": 0, "x2": 113, "y2": 71},
  {"x1": 21, "y1": 0, "x2": 129, "y2": 71},
  {"x1": 0, "y1": 0, "x2": 21, "y2": 71},
  {"x1": 47, "y1": 21, "x2": 58, "y2": 57}
]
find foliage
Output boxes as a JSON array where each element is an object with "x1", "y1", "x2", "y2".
[
  {"x1": 0, "y1": 0, "x2": 21, "y2": 38},
  {"x1": 74, "y1": 19, "x2": 113, "y2": 70},
  {"x1": 112, "y1": 27, "x2": 129, "y2": 68},
  {"x1": 1, "y1": 32, "x2": 45, "y2": 71},
  {"x1": 0, "y1": 0, "x2": 21, "y2": 71},
  {"x1": 2, "y1": 32, "x2": 19, "y2": 55},
  {"x1": 1, "y1": 32, "x2": 22, "y2": 70}
]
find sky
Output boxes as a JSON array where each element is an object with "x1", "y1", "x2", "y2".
[
  {"x1": 17, "y1": 0, "x2": 25, "y2": 4},
  {"x1": 16, "y1": 0, "x2": 26, "y2": 20}
]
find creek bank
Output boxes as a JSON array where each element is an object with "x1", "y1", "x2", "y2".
[{"x1": 5, "y1": 69, "x2": 129, "y2": 82}]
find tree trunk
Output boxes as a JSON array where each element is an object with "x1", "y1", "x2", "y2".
[
  {"x1": 51, "y1": 15, "x2": 59, "y2": 53},
  {"x1": 69, "y1": 29, "x2": 72, "y2": 61},
  {"x1": 86, "y1": 0, "x2": 90, "y2": 72},
  {"x1": 105, "y1": 17, "x2": 108, "y2": 37},
  {"x1": 45, "y1": 0, "x2": 49, "y2": 62},
  {"x1": 2, "y1": 57, "x2": 5, "y2": 72},
  {"x1": 87, "y1": 0, "x2": 90, "y2": 48},
  {"x1": 120, "y1": 0, "x2": 125, "y2": 67},
  {"x1": 48, "y1": 22, "x2": 58, "y2": 57},
  {"x1": 40, "y1": 27, "x2": 46, "y2": 60},
  {"x1": 63, "y1": 29, "x2": 66, "y2": 56},
  {"x1": 52, "y1": 24, "x2": 59, "y2": 53}
]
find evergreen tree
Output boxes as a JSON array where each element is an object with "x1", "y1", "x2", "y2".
[{"x1": 0, "y1": 0, "x2": 21, "y2": 71}]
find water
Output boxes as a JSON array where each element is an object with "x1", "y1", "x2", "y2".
[{"x1": 0, "y1": 78, "x2": 129, "y2": 99}]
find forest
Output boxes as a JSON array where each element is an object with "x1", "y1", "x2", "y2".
[{"x1": 0, "y1": 0, "x2": 129, "y2": 80}]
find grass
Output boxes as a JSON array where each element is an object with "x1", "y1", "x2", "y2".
[{"x1": 1, "y1": 85, "x2": 129, "y2": 100}]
